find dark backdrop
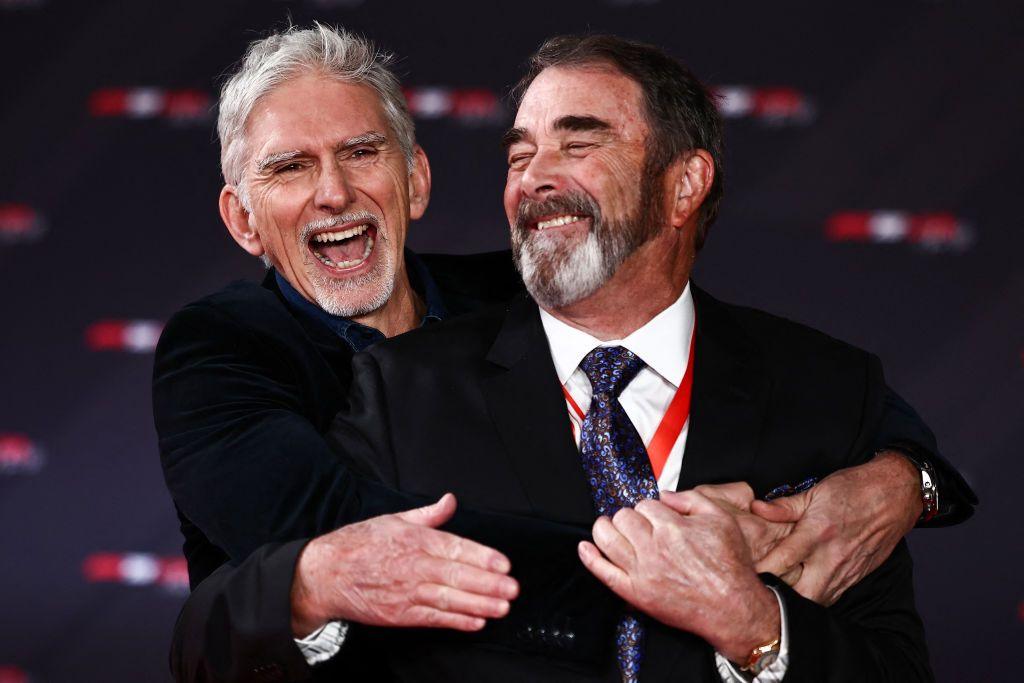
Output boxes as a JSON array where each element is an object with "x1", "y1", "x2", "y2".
[{"x1": 1, "y1": 1, "x2": 1021, "y2": 681}]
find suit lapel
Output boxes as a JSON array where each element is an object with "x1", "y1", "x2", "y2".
[
  {"x1": 677, "y1": 285, "x2": 770, "y2": 490},
  {"x1": 480, "y1": 294, "x2": 596, "y2": 526}
]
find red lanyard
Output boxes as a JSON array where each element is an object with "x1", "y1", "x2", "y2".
[{"x1": 562, "y1": 326, "x2": 696, "y2": 480}]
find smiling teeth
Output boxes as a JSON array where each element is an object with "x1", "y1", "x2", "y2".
[
  {"x1": 314, "y1": 235, "x2": 375, "y2": 269},
  {"x1": 536, "y1": 215, "x2": 582, "y2": 230},
  {"x1": 313, "y1": 224, "x2": 369, "y2": 243}
]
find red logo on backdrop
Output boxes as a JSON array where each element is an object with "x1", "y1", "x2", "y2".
[
  {"x1": 403, "y1": 87, "x2": 504, "y2": 124},
  {"x1": 85, "y1": 320, "x2": 163, "y2": 353},
  {"x1": 825, "y1": 211, "x2": 974, "y2": 252},
  {"x1": 88, "y1": 88, "x2": 211, "y2": 122},
  {"x1": 0, "y1": 667, "x2": 30, "y2": 683},
  {"x1": 0, "y1": 204, "x2": 46, "y2": 243},
  {"x1": 0, "y1": 434, "x2": 45, "y2": 474},
  {"x1": 83, "y1": 553, "x2": 189, "y2": 593},
  {"x1": 713, "y1": 86, "x2": 816, "y2": 124}
]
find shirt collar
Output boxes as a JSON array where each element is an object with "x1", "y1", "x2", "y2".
[
  {"x1": 274, "y1": 248, "x2": 447, "y2": 353},
  {"x1": 539, "y1": 283, "x2": 695, "y2": 387}
]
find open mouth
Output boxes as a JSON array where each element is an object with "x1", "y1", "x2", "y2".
[
  {"x1": 307, "y1": 221, "x2": 377, "y2": 271},
  {"x1": 531, "y1": 214, "x2": 591, "y2": 231}
]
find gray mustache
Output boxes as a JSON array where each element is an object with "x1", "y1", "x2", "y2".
[{"x1": 515, "y1": 192, "x2": 601, "y2": 233}]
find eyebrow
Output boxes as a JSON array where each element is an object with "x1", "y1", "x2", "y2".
[
  {"x1": 553, "y1": 115, "x2": 612, "y2": 133},
  {"x1": 255, "y1": 150, "x2": 302, "y2": 174},
  {"x1": 254, "y1": 131, "x2": 390, "y2": 174},
  {"x1": 501, "y1": 127, "x2": 527, "y2": 151},
  {"x1": 501, "y1": 116, "x2": 614, "y2": 151}
]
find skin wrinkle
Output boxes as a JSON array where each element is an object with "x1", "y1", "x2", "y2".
[
  {"x1": 222, "y1": 73, "x2": 429, "y2": 335},
  {"x1": 504, "y1": 66, "x2": 709, "y2": 341}
]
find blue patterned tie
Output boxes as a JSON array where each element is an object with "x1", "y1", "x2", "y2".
[{"x1": 578, "y1": 346, "x2": 659, "y2": 683}]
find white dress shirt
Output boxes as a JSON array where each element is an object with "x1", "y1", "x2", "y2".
[
  {"x1": 301, "y1": 284, "x2": 788, "y2": 681},
  {"x1": 541, "y1": 284, "x2": 789, "y2": 683}
]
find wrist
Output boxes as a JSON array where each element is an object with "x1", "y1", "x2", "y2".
[
  {"x1": 873, "y1": 450, "x2": 926, "y2": 524},
  {"x1": 717, "y1": 583, "x2": 781, "y2": 664},
  {"x1": 291, "y1": 539, "x2": 330, "y2": 637}
]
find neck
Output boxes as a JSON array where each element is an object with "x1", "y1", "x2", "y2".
[
  {"x1": 545, "y1": 231, "x2": 693, "y2": 341},
  {"x1": 351, "y1": 268, "x2": 425, "y2": 338}
]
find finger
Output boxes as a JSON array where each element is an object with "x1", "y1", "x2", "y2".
[
  {"x1": 395, "y1": 493, "x2": 457, "y2": 528},
  {"x1": 401, "y1": 605, "x2": 487, "y2": 632},
  {"x1": 634, "y1": 498, "x2": 684, "y2": 526},
  {"x1": 592, "y1": 516, "x2": 636, "y2": 569},
  {"x1": 417, "y1": 557, "x2": 519, "y2": 600},
  {"x1": 755, "y1": 525, "x2": 817, "y2": 577},
  {"x1": 610, "y1": 507, "x2": 653, "y2": 542},
  {"x1": 413, "y1": 583, "x2": 511, "y2": 619},
  {"x1": 659, "y1": 489, "x2": 720, "y2": 517},
  {"x1": 778, "y1": 563, "x2": 803, "y2": 586},
  {"x1": 578, "y1": 541, "x2": 631, "y2": 600},
  {"x1": 751, "y1": 494, "x2": 808, "y2": 524},
  {"x1": 692, "y1": 482, "x2": 755, "y2": 510},
  {"x1": 424, "y1": 529, "x2": 512, "y2": 574}
]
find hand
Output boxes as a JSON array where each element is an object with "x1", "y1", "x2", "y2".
[
  {"x1": 752, "y1": 451, "x2": 922, "y2": 605},
  {"x1": 684, "y1": 484, "x2": 794, "y2": 565},
  {"x1": 577, "y1": 492, "x2": 780, "y2": 663},
  {"x1": 290, "y1": 493, "x2": 520, "y2": 637}
]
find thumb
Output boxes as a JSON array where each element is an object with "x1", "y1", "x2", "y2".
[
  {"x1": 751, "y1": 493, "x2": 808, "y2": 523},
  {"x1": 395, "y1": 493, "x2": 457, "y2": 528}
]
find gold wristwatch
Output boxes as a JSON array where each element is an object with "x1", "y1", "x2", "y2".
[{"x1": 740, "y1": 636, "x2": 780, "y2": 675}]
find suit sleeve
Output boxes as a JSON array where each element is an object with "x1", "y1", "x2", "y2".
[
  {"x1": 764, "y1": 539, "x2": 933, "y2": 682},
  {"x1": 768, "y1": 353, "x2": 934, "y2": 681},
  {"x1": 153, "y1": 304, "x2": 369, "y2": 571},
  {"x1": 873, "y1": 386, "x2": 977, "y2": 526},
  {"x1": 169, "y1": 540, "x2": 314, "y2": 683}
]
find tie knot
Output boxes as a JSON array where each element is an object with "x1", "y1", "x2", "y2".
[{"x1": 579, "y1": 346, "x2": 645, "y2": 397}]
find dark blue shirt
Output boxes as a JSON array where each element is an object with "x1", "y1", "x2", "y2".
[{"x1": 275, "y1": 249, "x2": 447, "y2": 352}]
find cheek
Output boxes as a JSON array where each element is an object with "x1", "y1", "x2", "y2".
[{"x1": 503, "y1": 174, "x2": 521, "y2": 222}]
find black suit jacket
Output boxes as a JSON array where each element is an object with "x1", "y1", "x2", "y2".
[
  {"x1": 157, "y1": 253, "x2": 621, "y2": 682},
  {"x1": 161, "y1": 263, "x2": 972, "y2": 682},
  {"x1": 317, "y1": 286, "x2": 938, "y2": 681}
]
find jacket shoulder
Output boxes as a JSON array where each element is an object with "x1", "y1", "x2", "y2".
[
  {"x1": 701, "y1": 289, "x2": 875, "y2": 369},
  {"x1": 420, "y1": 250, "x2": 524, "y2": 311},
  {"x1": 366, "y1": 299, "x2": 510, "y2": 370}
]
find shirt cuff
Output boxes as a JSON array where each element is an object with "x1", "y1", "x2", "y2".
[
  {"x1": 294, "y1": 620, "x2": 349, "y2": 666},
  {"x1": 714, "y1": 586, "x2": 790, "y2": 682}
]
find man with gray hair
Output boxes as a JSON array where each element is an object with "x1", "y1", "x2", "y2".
[
  {"x1": 157, "y1": 24, "x2": 973, "y2": 682},
  {"x1": 155, "y1": 23, "x2": 552, "y2": 679}
]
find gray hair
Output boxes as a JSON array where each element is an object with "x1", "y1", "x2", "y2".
[{"x1": 217, "y1": 22, "x2": 416, "y2": 202}]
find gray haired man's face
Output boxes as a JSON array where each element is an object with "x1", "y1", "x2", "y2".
[{"x1": 237, "y1": 73, "x2": 423, "y2": 317}]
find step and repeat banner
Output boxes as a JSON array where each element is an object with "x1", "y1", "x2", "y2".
[{"x1": 1, "y1": 1, "x2": 1021, "y2": 681}]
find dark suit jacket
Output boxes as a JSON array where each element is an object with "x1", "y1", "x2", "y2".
[
  {"x1": 156, "y1": 253, "x2": 619, "y2": 682},
  {"x1": 161, "y1": 262, "x2": 972, "y2": 682},
  {"x1": 316, "y1": 286, "x2": 939, "y2": 681}
]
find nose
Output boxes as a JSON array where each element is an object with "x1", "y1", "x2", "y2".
[
  {"x1": 519, "y1": 147, "x2": 566, "y2": 201},
  {"x1": 314, "y1": 160, "x2": 354, "y2": 213}
]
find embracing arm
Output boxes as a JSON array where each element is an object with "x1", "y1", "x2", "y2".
[
  {"x1": 153, "y1": 303, "x2": 385, "y2": 571},
  {"x1": 749, "y1": 383, "x2": 977, "y2": 605}
]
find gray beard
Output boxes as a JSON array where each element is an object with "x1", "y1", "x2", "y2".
[
  {"x1": 511, "y1": 194, "x2": 655, "y2": 310},
  {"x1": 300, "y1": 211, "x2": 396, "y2": 318},
  {"x1": 514, "y1": 229, "x2": 619, "y2": 309}
]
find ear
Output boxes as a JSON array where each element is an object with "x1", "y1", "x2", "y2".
[
  {"x1": 670, "y1": 149, "x2": 714, "y2": 230},
  {"x1": 219, "y1": 185, "x2": 264, "y2": 258},
  {"x1": 407, "y1": 145, "x2": 432, "y2": 221}
]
